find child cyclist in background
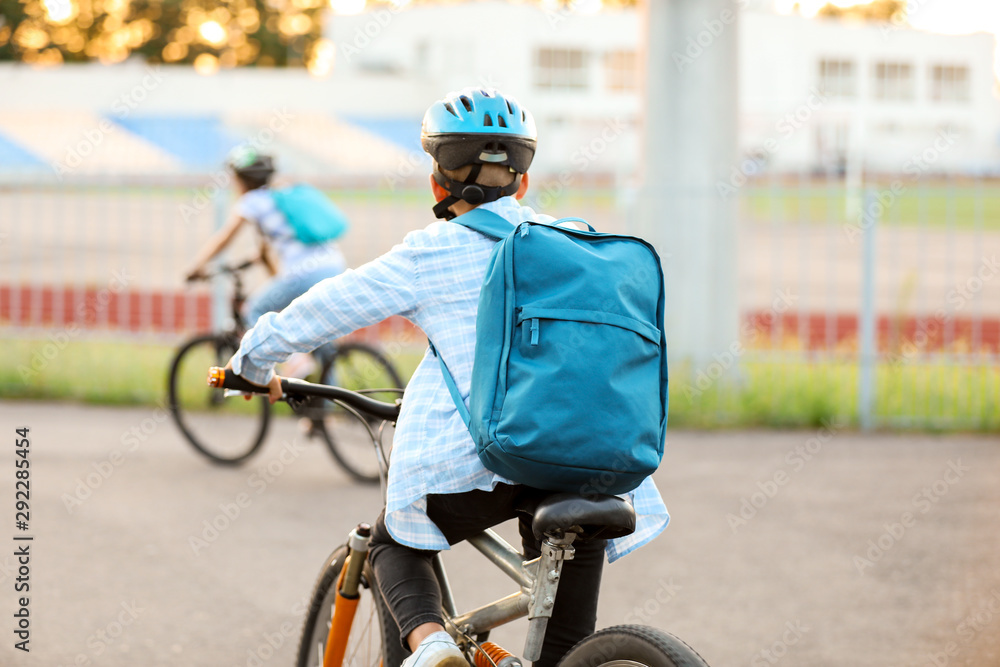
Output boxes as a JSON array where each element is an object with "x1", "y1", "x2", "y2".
[
  {"x1": 187, "y1": 146, "x2": 347, "y2": 373},
  {"x1": 227, "y1": 88, "x2": 669, "y2": 667}
]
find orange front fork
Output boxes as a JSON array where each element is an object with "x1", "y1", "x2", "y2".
[{"x1": 323, "y1": 524, "x2": 372, "y2": 667}]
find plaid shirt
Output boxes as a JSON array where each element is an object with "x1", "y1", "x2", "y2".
[{"x1": 233, "y1": 197, "x2": 669, "y2": 562}]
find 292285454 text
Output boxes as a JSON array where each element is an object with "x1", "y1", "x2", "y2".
[{"x1": 14, "y1": 426, "x2": 32, "y2": 653}]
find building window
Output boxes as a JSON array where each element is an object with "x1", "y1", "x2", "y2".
[
  {"x1": 818, "y1": 59, "x2": 856, "y2": 99},
  {"x1": 535, "y1": 48, "x2": 589, "y2": 91},
  {"x1": 930, "y1": 65, "x2": 970, "y2": 102},
  {"x1": 873, "y1": 62, "x2": 914, "y2": 101},
  {"x1": 604, "y1": 50, "x2": 637, "y2": 92}
]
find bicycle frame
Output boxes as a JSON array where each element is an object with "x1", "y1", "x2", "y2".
[
  {"x1": 443, "y1": 528, "x2": 575, "y2": 662},
  {"x1": 326, "y1": 522, "x2": 575, "y2": 667}
]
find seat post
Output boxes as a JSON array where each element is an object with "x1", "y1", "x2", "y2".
[{"x1": 522, "y1": 533, "x2": 575, "y2": 662}]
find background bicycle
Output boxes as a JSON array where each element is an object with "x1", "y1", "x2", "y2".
[
  {"x1": 209, "y1": 367, "x2": 710, "y2": 667},
  {"x1": 169, "y1": 260, "x2": 405, "y2": 482}
]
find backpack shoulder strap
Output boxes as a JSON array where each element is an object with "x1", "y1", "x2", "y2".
[
  {"x1": 451, "y1": 207, "x2": 517, "y2": 241},
  {"x1": 428, "y1": 342, "x2": 471, "y2": 429}
]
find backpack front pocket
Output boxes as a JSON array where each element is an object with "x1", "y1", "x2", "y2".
[{"x1": 501, "y1": 306, "x2": 663, "y2": 485}]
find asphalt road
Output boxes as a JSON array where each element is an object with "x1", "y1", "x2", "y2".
[{"x1": 0, "y1": 401, "x2": 998, "y2": 667}]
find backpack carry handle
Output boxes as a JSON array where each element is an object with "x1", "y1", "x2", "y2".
[{"x1": 552, "y1": 217, "x2": 596, "y2": 232}]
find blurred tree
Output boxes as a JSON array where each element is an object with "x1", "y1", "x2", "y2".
[
  {"x1": 0, "y1": 0, "x2": 640, "y2": 68},
  {"x1": 0, "y1": 0, "x2": 325, "y2": 67},
  {"x1": 817, "y1": 0, "x2": 906, "y2": 22}
]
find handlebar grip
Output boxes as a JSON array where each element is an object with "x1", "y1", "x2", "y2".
[{"x1": 207, "y1": 367, "x2": 269, "y2": 393}]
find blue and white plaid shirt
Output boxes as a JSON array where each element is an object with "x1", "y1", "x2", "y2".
[{"x1": 233, "y1": 196, "x2": 669, "y2": 562}]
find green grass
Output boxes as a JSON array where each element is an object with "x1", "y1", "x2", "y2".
[
  {"x1": 667, "y1": 357, "x2": 1000, "y2": 431},
  {"x1": 1, "y1": 338, "x2": 996, "y2": 431},
  {"x1": 743, "y1": 184, "x2": 1000, "y2": 230},
  {"x1": 0, "y1": 338, "x2": 424, "y2": 407}
]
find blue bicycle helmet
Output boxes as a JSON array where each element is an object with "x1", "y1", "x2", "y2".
[{"x1": 421, "y1": 88, "x2": 537, "y2": 219}]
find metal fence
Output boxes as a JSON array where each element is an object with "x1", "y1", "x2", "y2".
[{"x1": 1, "y1": 172, "x2": 997, "y2": 429}]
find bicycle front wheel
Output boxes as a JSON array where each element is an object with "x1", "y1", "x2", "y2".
[
  {"x1": 296, "y1": 545, "x2": 406, "y2": 667},
  {"x1": 315, "y1": 343, "x2": 405, "y2": 483},
  {"x1": 558, "y1": 625, "x2": 710, "y2": 667},
  {"x1": 167, "y1": 333, "x2": 270, "y2": 465}
]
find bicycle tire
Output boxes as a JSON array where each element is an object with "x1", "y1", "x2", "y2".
[
  {"x1": 167, "y1": 333, "x2": 271, "y2": 465},
  {"x1": 315, "y1": 343, "x2": 405, "y2": 483},
  {"x1": 296, "y1": 544, "x2": 407, "y2": 667},
  {"x1": 557, "y1": 625, "x2": 710, "y2": 667}
]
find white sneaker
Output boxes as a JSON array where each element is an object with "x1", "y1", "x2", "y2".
[{"x1": 401, "y1": 631, "x2": 467, "y2": 667}]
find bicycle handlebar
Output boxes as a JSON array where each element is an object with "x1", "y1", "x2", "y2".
[
  {"x1": 207, "y1": 367, "x2": 401, "y2": 422},
  {"x1": 187, "y1": 259, "x2": 258, "y2": 283}
]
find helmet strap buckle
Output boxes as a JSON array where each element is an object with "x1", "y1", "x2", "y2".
[{"x1": 431, "y1": 166, "x2": 519, "y2": 220}]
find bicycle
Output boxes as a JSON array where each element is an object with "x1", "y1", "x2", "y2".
[
  {"x1": 169, "y1": 260, "x2": 405, "y2": 482},
  {"x1": 209, "y1": 367, "x2": 710, "y2": 667}
]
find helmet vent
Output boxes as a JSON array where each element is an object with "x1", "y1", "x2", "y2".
[
  {"x1": 521, "y1": 110, "x2": 527, "y2": 122},
  {"x1": 460, "y1": 96, "x2": 473, "y2": 112},
  {"x1": 483, "y1": 113, "x2": 493, "y2": 127},
  {"x1": 444, "y1": 103, "x2": 458, "y2": 117},
  {"x1": 497, "y1": 115, "x2": 507, "y2": 128},
  {"x1": 506, "y1": 99, "x2": 514, "y2": 114}
]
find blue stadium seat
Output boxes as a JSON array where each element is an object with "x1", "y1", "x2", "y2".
[
  {"x1": 342, "y1": 116, "x2": 425, "y2": 154},
  {"x1": 0, "y1": 131, "x2": 46, "y2": 170},
  {"x1": 109, "y1": 114, "x2": 240, "y2": 169}
]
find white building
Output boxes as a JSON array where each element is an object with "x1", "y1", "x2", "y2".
[
  {"x1": 326, "y1": 1, "x2": 1000, "y2": 175},
  {"x1": 0, "y1": 2, "x2": 996, "y2": 177}
]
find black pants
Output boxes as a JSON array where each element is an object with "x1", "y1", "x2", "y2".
[{"x1": 369, "y1": 484, "x2": 607, "y2": 667}]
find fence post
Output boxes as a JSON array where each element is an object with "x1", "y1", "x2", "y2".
[
  {"x1": 858, "y1": 188, "x2": 877, "y2": 430},
  {"x1": 212, "y1": 188, "x2": 228, "y2": 333}
]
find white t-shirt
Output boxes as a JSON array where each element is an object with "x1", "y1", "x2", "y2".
[{"x1": 236, "y1": 187, "x2": 346, "y2": 275}]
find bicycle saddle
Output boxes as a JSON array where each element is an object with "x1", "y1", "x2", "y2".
[{"x1": 531, "y1": 493, "x2": 636, "y2": 541}]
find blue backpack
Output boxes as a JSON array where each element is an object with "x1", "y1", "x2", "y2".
[
  {"x1": 434, "y1": 208, "x2": 668, "y2": 496},
  {"x1": 272, "y1": 184, "x2": 350, "y2": 244}
]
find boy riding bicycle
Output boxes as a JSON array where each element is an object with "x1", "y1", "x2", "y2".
[
  {"x1": 227, "y1": 88, "x2": 669, "y2": 667},
  {"x1": 186, "y1": 147, "x2": 347, "y2": 322}
]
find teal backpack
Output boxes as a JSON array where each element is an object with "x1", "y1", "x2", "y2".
[
  {"x1": 434, "y1": 208, "x2": 668, "y2": 496},
  {"x1": 272, "y1": 184, "x2": 350, "y2": 244}
]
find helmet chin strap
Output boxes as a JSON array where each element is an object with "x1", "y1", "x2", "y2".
[{"x1": 432, "y1": 164, "x2": 520, "y2": 220}]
